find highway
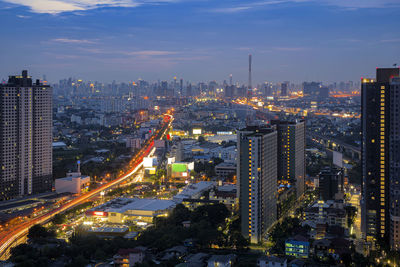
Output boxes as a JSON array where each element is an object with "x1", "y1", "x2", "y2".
[{"x1": 0, "y1": 114, "x2": 173, "y2": 260}]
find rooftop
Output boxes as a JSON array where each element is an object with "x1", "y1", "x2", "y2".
[{"x1": 91, "y1": 197, "x2": 176, "y2": 213}]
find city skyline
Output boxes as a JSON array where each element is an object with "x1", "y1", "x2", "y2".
[{"x1": 1, "y1": 0, "x2": 400, "y2": 83}]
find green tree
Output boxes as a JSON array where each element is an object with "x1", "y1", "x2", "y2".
[{"x1": 27, "y1": 224, "x2": 55, "y2": 241}]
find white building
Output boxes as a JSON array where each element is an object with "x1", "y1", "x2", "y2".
[
  {"x1": 86, "y1": 198, "x2": 176, "y2": 224},
  {"x1": 173, "y1": 181, "x2": 216, "y2": 202},
  {"x1": 55, "y1": 165, "x2": 90, "y2": 194}
]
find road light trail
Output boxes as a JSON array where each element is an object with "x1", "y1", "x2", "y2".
[{"x1": 0, "y1": 114, "x2": 173, "y2": 260}]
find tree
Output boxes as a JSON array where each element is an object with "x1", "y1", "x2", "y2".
[
  {"x1": 27, "y1": 224, "x2": 55, "y2": 241},
  {"x1": 198, "y1": 136, "x2": 205, "y2": 143},
  {"x1": 52, "y1": 213, "x2": 67, "y2": 225}
]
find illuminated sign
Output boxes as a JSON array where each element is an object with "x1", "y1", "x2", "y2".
[
  {"x1": 193, "y1": 129, "x2": 202, "y2": 135},
  {"x1": 93, "y1": 211, "x2": 107, "y2": 217}
]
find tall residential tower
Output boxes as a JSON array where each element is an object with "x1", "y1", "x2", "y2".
[
  {"x1": 0, "y1": 70, "x2": 53, "y2": 200},
  {"x1": 361, "y1": 67, "x2": 400, "y2": 248},
  {"x1": 271, "y1": 120, "x2": 306, "y2": 199},
  {"x1": 238, "y1": 126, "x2": 277, "y2": 243}
]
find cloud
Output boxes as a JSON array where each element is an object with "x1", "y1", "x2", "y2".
[
  {"x1": 1, "y1": 0, "x2": 175, "y2": 14},
  {"x1": 125, "y1": 50, "x2": 178, "y2": 56},
  {"x1": 273, "y1": 46, "x2": 306, "y2": 51},
  {"x1": 51, "y1": 38, "x2": 96, "y2": 44},
  {"x1": 321, "y1": 0, "x2": 400, "y2": 9},
  {"x1": 380, "y1": 38, "x2": 400, "y2": 43},
  {"x1": 210, "y1": 0, "x2": 399, "y2": 13},
  {"x1": 211, "y1": 6, "x2": 252, "y2": 13},
  {"x1": 16, "y1": 14, "x2": 30, "y2": 18}
]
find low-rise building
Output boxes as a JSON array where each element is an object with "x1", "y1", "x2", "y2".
[
  {"x1": 258, "y1": 256, "x2": 287, "y2": 267},
  {"x1": 214, "y1": 162, "x2": 236, "y2": 179},
  {"x1": 304, "y1": 200, "x2": 346, "y2": 228},
  {"x1": 86, "y1": 198, "x2": 176, "y2": 224},
  {"x1": 207, "y1": 254, "x2": 236, "y2": 267},
  {"x1": 173, "y1": 181, "x2": 216, "y2": 203},
  {"x1": 209, "y1": 184, "x2": 237, "y2": 211},
  {"x1": 285, "y1": 237, "x2": 309, "y2": 259},
  {"x1": 113, "y1": 248, "x2": 145, "y2": 267},
  {"x1": 55, "y1": 166, "x2": 90, "y2": 194}
]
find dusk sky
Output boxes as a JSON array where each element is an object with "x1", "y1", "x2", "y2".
[{"x1": 0, "y1": 0, "x2": 399, "y2": 84}]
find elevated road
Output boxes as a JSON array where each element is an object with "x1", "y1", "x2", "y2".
[{"x1": 0, "y1": 114, "x2": 173, "y2": 260}]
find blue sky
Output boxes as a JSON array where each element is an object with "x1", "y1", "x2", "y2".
[{"x1": 0, "y1": 0, "x2": 399, "y2": 84}]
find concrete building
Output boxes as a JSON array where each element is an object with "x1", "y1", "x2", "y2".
[
  {"x1": 0, "y1": 71, "x2": 52, "y2": 201},
  {"x1": 209, "y1": 184, "x2": 238, "y2": 211},
  {"x1": 258, "y1": 256, "x2": 287, "y2": 267},
  {"x1": 113, "y1": 248, "x2": 145, "y2": 267},
  {"x1": 318, "y1": 167, "x2": 344, "y2": 201},
  {"x1": 390, "y1": 76, "x2": 400, "y2": 249},
  {"x1": 285, "y1": 237, "x2": 310, "y2": 259},
  {"x1": 207, "y1": 254, "x2": 236, "y2": 267},
  {"x1": 238, "y1": 126, "x2": 277, "y2": 243},
  {"x1": 361, "y1": 68, "x2": 400, "y2": 247},
  {"x1": 173, "y1": 181, "x2": 216, "y2": 203},
  {"x1": 86, "y1": 198, "x2": 176, "y2": 224},
  {"x1": 214, "y1": 162, "x2": 236, "y2": 179},
  {"x1": 304, "y1": 200, "x2": 347, "y2": 228},
  {"x1": 271, "y1": 120, "x2": 306, "y2": 199},
  {"x1": 55, "y1": 164, "x2": 90, "y2": 194}
]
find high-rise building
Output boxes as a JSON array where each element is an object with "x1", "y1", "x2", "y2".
[
  {"x1": 271, "y1": 120, "x2": 306, "y2": 199},
  {"x1": 238, "y1": 126, "x2": 277, "y2": 243},
  {"x1": 0, "y1": 70, "x2": 53, "y2": 201},
  {"x1": 390, "y1": 76, "x2": 400, "y2": 249},
  {"x1": 303, "y1": 82, "x2": 321, "y2": 96},
  {"x1": 281, "y1": 82, "x2": 289, "y2": 97},
  {"x1": 224, "y1": 85, "x2": 235, "y2": 98},
  {"x1": 179, "y1": 78, "x2": 183, "y2": 97},
  {"x1": 361, "y1": 67, "x2": 400, "y2": 248},
  {"x1": 160, "y1": 81, "x2": 168, "y2": 97},
  {"x1": 318, "y1": 167, "x2": 344, "y2": 201}
]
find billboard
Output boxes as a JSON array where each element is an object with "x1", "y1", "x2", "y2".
[
  {"x1": 172, "y1": 163, "x2": 188, "y2": 173},
  {"x1": 193, "y1": 128, "x2": 202, "y2": 135}
]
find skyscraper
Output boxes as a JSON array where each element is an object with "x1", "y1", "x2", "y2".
[
  {"x1": 361, "y1": 67, "x2": 400, "y2": 248},
  {"x1": 390, "y1": 76, "x2": 400, "y2": 249},
  {"x1": 248, "y1": 54, "x2": 252, "y2": 90},
  {"x1": 0, "y1": 70, "x2": 53, "y2": 201},
  {"x1": 180, "y1": 78, "x2": 183, "y2": 97},
  {"x1": 238, "y1": 126, "x2": 277, "y2": 243},
  {"x1": 271, "y1": 120, "x2": 306, "y2": 199},
  {"x1": 281, "y1": 82, "x2": 289, "y2": 97}
]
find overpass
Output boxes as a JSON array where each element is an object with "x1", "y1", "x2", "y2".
[
  {"x1": 308, "y1": 132, "x2": 361, "y2": 160},
  {"x1": 0, "y1": 114, "x2": 173, "y2": 260}
]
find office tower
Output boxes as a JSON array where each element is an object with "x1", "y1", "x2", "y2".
[
  {"x1": 160, "y1": 81, "x2": 168, "y2": 97},
  {"x1": 361, "y1": 67, "x2": 399, "y2": 247},
  {"x1": 186, "y1": 83, "x2": 192, "y2": 97},
  {"x1": 302, "y1": 82, "x2": 321, "y2": 96},
  {"x1": 238, "y1": 126, "x2": 277, "y2": 243},
  {"x1": 229, "y1": 74, "x2": 233, "y2": 86},
  {"x1": 318, "y1": 86, "x2": 330, "y2": 100},
  {"x1": 248, "y1": 54, "x2": 252, "y2": 90},
  {"x1": 281, "y1": 82, "x2": 288, "y2": 97},
  {"x1": 179, "y1": 78, "x2": 183, "y2": 96},
  {"x1": 0, "y1": 70, "x2": 52, "y2": 201},
  {"x1": 224, "y1": 85, "x2": 235, "y2": 98},
  {"x1": 318, "y1": 167, "x2": 344, "y2": 201},
  {"x1": 271, "y1": 120, "x2": 306, "y2": 199}
]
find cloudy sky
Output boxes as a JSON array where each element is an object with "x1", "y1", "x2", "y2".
[{"x1": 0, "y1": 0, "x2": 399, "y2": 84}]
